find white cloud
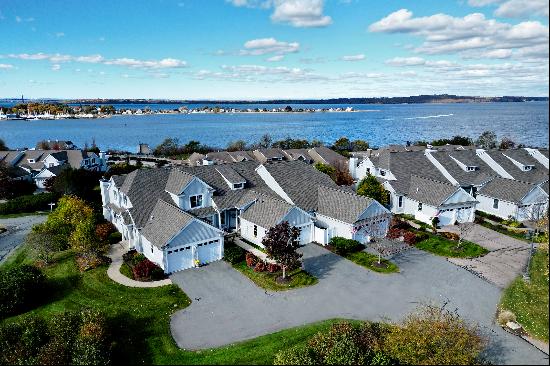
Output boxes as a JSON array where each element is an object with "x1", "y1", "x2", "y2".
[
  {"x1": 241, "y1": 37, "x2": 300, "y2": 55},
  {"x1": 196, "y1": 63, "x2": 329, "y2": 83},
  {"x1": 104, "y1": 57, "x2": 187, "y2": 69},
  {"x1": 385, "y1": 56, "x2": 426, "y2": 66},
  {"x1": 4, "y1": 53, "x2": 187, "y2": 70},
  {"x1": 468, "y1": 0, "x2": 548, "y2": 18},
  {"x1": 51, "y1": 64, "x2": 61, "y2": 71},
  {"x1": 341, "y1": 54, "x2": 365, "y2": 61},
  {"x1": 15, "y1": 16, "x2": 34, "y2": 23},
  {"x1": 271, "y1": 0, "x2": 332, "y2": 27},
  {"x1": 0, "y1": 63, "x2": 14, "y2": 69},
  {"x1": 266, "y1": 55, "x2": 284, "y2": 62},
  {"x1": 55, "y1": 32, "x2": 65, "y2": 37},
  {"x1": 228, "y1": 0, "x2": 332, "y2": 27},
  {"x1": 369, "y1": 9, "x2": 549, "y2": 60}
]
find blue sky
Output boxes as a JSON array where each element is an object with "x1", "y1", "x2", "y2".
[{"x1": 0, "y1": 0, "x2": 548, "y2": 99}]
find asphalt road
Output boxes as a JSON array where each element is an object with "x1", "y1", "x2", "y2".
[{"x1": 0, "y1": 215, "x2": 46, "y2": 264}]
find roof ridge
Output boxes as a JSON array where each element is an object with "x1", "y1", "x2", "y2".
[{"x1": 409, "y1": 173, "x2": 454, "y2": 186}]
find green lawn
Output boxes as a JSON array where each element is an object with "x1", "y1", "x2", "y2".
[
  {"x1": 231, "y1": 260, "x2": 318, "y2": 291},
  {"x1": 500, "y1": 249, "x2": 549, "y2": 342},
  {"x1": 416, "y1": 234, "x2": 489, "y2": 258},
  {"x1": 345, "y1": 251, "x2": 399, "y2": 273},
  {"x1": 1, "y1": 246, "x2": 340, "y2": 364}
]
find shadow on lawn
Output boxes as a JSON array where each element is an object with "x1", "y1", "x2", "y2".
[{"x1": 109, "y1": 312, "x2": 155, "y2": 365}]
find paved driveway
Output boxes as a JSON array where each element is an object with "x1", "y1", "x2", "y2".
[
  {"x1": 170, "y1": 244, "x2": 547, "y2": 365},
  {"x1": 444, "y1": 224, "x2": 531, "y2": 288},
  {"x1": 0, "y1": 215, "x2": 46, "y2": 264}
]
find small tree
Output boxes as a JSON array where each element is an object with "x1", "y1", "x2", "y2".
[
  {"x1": 476, "y1": 130, "x2": 497, "y2": 149},
  {"x1": 499, "y1": 137, "x2": 516, "y2": 150},
  {"x1": 314, "y1": 162, "x2": 336, "y2": 177},
  {"x1": 262, "y1": 221, "x2": 302, "y2": 279},
  {"x1": 357, "y1": 174, "x2": 390, "y2": 206},
  {"x1": 431, "y1": 217, "x2": 439, "y2": 233}
]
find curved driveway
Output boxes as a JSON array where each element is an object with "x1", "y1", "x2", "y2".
[{"x1": 170, "y1": 244, "x2": 548, "y2": 365}]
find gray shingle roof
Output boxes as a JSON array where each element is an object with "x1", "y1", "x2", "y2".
[
  {"x1": 140, "y1": 199, "x2": 194, "y2": 248},
  {"x1": 227, "y1": 151, "x2": 256, "y2": 162},
  {"x1": 165, "y1": 169, "x2": 195, "y2": 195},
  {"x1": 541, "y1": 181, "x2": 549, "y2": 195},
  {"x1": 407, "y1": 175, "x2": 461, "y2": 207},
  {"x1": 308, "y1": 146, "x2": 347, "y2": 167},
  {"x1": 478, "y1": 177, "x2": 540, "y2": 203},
  {"x1": 216, "y1": 165, "x2": 246, "y2": 185},
  {"x1": 316, "y1": 186, "x2": 375, "y2": 224},
  {"x1": 485, "y1": 149, "x2": 547, "y2": 184},
  {"x1": 240, "y1": 193, "x2": 293, "y2": 229},
  {"x1": 262, "y1": 160, "x2": 340, "y2": 211},
  {"x1": 111, "y1": 174, "x2": 126, "y2": 187},
  {"x1": 431, "y1": 150, "x2": 497, "y2": 186},
  {"x1": 283, "y1": 149, "x2": 314, "y2": 163}
]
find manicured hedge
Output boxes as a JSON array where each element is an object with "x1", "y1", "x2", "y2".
[
  {"x1": 0, "y1": 264, "x2": 46, "y2": 319},
  {"x1": 329, "y1": 237, "x2": 361, "y2": 255},
  {"x1": 0, "y1": 192, "x2": 58, "y2": 215},
  {"x1": 107, "y1": 232, "x2": 122, "y2": 244},
  {"x1": 224, "y1": 246, "x2": 245, "y2": 264}
]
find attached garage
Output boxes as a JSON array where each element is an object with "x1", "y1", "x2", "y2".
[{"x1": 140, "y1": 199, "x2": 224, "y2": 274}]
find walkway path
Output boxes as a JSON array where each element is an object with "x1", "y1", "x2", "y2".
[
  {"x1": 107, "y1": 242, "x2": 172, "y2": 287},
  {"x1": 0, "y1": 214, "x2": 46, "y2": 264},
  {"x1": 233, "y1": 237, "x2": 276, "y2": 264},
  {"x1": 170, "y1": 244, "x2": 547, "y2": 364},
  {"x1": 444, "y1": 224, "x2": 531, "y2": 288}
]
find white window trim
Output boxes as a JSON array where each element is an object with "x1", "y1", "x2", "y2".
[{"x1": 190, "y1": 194, "x2": 204, "y2": 209}]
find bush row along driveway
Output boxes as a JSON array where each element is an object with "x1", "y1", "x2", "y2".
[{"x1": 170, "y1": 244, "x2": 547, "y2": 365}]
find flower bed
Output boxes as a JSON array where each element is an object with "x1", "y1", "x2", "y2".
[
  {"x1": 325, "y1": 237, "x2": 399, "y2": 274},
  {"x1": 121, "y1": 250, "x2": 167, "y2": 281}
]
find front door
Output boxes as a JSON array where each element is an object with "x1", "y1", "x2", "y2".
[{"x1": 227, "y1": 209, "x2": 237, "y2": 230}]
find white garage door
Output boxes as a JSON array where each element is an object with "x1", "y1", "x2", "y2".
[
  {"x1": 197, "y1": 240, "x2": 221, "y2": 265},
  {"x1": 298, "y1": 225, "x2": 312, "y2": 245},
  {"x1": 167, "y1": 246, "x2": 194, "y2": 273},
  {"x1": 438, "y1": 210, "x2": 455, "y2": 226}
]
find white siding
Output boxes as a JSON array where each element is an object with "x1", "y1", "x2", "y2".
[
  {"x1": 141, "y1": 236, "x2": 166, "y2": 270},
  {"x1": 240, "y1": 218, "x2": 268, "y2": 246},
  {"x1": 315, "y1": 214, "x2": 354, "y2": 241},
  {"x1": 477, "y1": 194, "x2": 518, "y2": 220}
]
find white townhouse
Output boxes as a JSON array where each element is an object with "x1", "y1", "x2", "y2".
[
  {"x1": 100, "y1": 160, "x2": 392, "y2": 273},
  {"x1": 350, "y1": 146, "x2": 549, "y2": 224},
  {"x1": 477, "y1": 178, "x2": 549, "y2": 221},
  {"x1": 0, "y1": 148, "x2": 108, "y2": 187}
]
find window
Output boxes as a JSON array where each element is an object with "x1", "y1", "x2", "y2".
[
  {"x1": 49, "y1": 163, "x2": 54, "y2": 167},
  {"x1": 366, "y1": 168, "x2": 370, "y2": 173},
  {"x1": 123, "y1": 196, "x2": 127, "y2": 205},
  {"x1": 253, "y1": 225, "x2": 258, "y2": 237},
  {"x1": 493, "y1": 199, "x2": 499, "y2": 209},
  {"x1": 190, "y1": 194, "x2": 203, "y2": 208},
  {"x1": 114, "y1": 191, "x2": 118, "y2": 199},
  {"x1": 151, "y1": 245, "x2": 154, "y2": 253},
  {"x1": 28, "y1": 159, "x2": 35, "y2": 163},
  {"x1": 233, "y1": 183, "x2": 244, "y2": 189},
  {"x1": 398, "y1": 196, "x2": 403, "y2": 208},
  {"x1": 418, "y1": 203, "x2": 423, "y2": 211},
  {"x1": 380, "y1": 170, "x2": 386, "y2": 176},
  {"x1": 220, "y1": 212, "x2": 226, "y2": 225}
]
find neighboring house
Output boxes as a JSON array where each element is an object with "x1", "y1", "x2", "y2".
[
  {"x1": 307, "y1": 146, "x2": 348, "y2": 168},
  {"x1": 34, "y1": 165, "x2": 70, "y2": 188},
  {"x1": 35, "y1": 140, "x2": 76, "y2": 150},
  {"x1": 0, "y1": 149, "x2": 108, "y2": 187},
  {"x1": 137, "y1": 143, "x2": 152, "y2": 155},
  {"x1": 100, "y1": 160, "x2": 391, "y2": 273},
  {"x1": 477, "y1": 178, "x2": 549, "y2": 221},
  {"x1": 350, "y1": 146, "x2": 549, "y2": 224},
  {"x1": 253, "y1": 148, "x2": 286, "y2": 163}
]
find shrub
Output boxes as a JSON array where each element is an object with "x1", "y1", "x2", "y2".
[
  {"x1": 132, "y1": 259, "x2": 162, "y2": 281},
  {"x1": 330, "y1": 237, "x2": 361, "y2": 255},
  {"x1": 245, "y1": 252, "x2": 257, "y2": 267},
  {"x1": 267, "y1": 263, "x2": 280, "y2": 273},
  {"x1": 386, "y1": 228, "x2": 403, "y2": 240},
  {"x1": 122, "y1": 249, "x2": 137, "y2": 263},
  {"x1": 95, "y1": 222, "x2": 116, "y2": 242},
  {"x1": 497, "y1": 309, "x2": 517, "y2": 325},
  {"x1": 403, "y1": 231, "x2": 417, "y2": 245},
  {"x1": 224, "y1": 246, "x2": 245, "y2": 264},
  {"x1": 384, "y1": 306, "x2": 486, "y2": 365},
  {"x1": 415, "y1": 231, "x2": 429, "y2": 242},
  {"x1": 107, "y1": 232, "x2": 122, "y2": 244},
  {"x1": 0, "y1": 192, "x2": 58, "y2": 215},
  {"x1": 254, "y1": 261, "x2": 266, "y2": 272},
  {"x1": 390, "y1": 217, "x2": 411, "y2": 230},
  {"x1": 0, "y1": 264, "x2": 46, "y2": 318},
  {"x1": 440, "y1": 232, "x2": 460, "y2": 241},
  {"x1": 131, "y1": 252, "x2": 146, "y2": 265},
  {"x1": 274, "y1": 344, "x2": 318, "y2": 365}
]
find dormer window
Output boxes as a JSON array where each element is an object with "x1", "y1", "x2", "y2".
[
  {"x1": 380, "y1": 170, "x2": 386, "y2": 176},
  {"x1": 523, "y1": 165, "x2": 534, "y2": 171},
  {"x1": 190, "y1": 194, "x2": 203, "y2": 209},
  {"x1": 233, "y1": 183, "x2": 244, "y2": 190},
  {"x1": 28, "y1": 159, "x2": 35, "y2": 163},
  {"x1": 467, "y1": 166, "x2": 477, "y2": 171}
]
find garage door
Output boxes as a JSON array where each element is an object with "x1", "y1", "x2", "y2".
[
  {"x1": 197, "y1": 240, "x2": 221, "y2": 265},
  {"x1": 167, "y1": 246, "x2": 194, "y2": 273}
]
